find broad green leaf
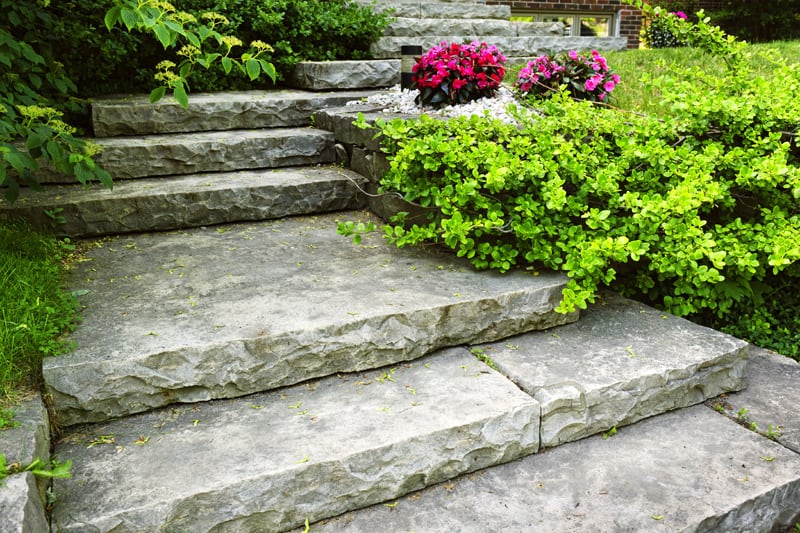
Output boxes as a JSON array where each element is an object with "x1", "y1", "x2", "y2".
[
  {"x1": 221, "y1": 56, "x2": 233, "y2": 74},
  {"x1": 174, "y1": 83, "x2": 189, "y2": 109},
  {"x1": 259, "y1": 60, "x2": 277, "y2": 83},
  {"x1": 3, "y1": 149, "x2": 36, "y2": 173},
  {"x1": 185, "y1": 31, "x2": 201, "y2": 48},
  {"x1": 153, "y1": 24, "x2": 171, "y2": 49},
  {"x1": 245, "y1": 58, "x2": 260, "y2": 80},
  {"x1": 120, "y1": 8, "x2": 138, "y2": 31},
  {"x1": 179, "y1": 62, "x2": 191, "y2": 79},
  {"x1": 104, "y1": 6, "x2": 122, "y2": 31},
  {"x1": 149, "y1": 86, "x2": 167, "y2": 103}
]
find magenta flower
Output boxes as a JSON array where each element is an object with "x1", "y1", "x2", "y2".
[
  {"x1": 673, "y1": 11, "x2": 688, "y2": 19},
  {"x1": 515, "y1": 49, "x2": 620, "y2": 103}
]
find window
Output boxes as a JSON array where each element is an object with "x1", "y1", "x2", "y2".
[{"x1": 511, "y1": 13, "x2": 614, "y2": 37}]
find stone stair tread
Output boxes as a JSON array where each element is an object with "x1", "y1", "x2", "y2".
[
  {"x1": 355, "y1": 0, "x2": 506, "y2": 20},
  {"x1": 372, "y1": 35, "x2": 629, "y2": 58},
  {"x1": 304, "y1": 404, "x2": 800, "y2": 532},
  {"x1": 0, "y1": 166, "x2": 367, "y2": 237},
  {"x1": 50, "y1": 348, "x2": 541, "y2": 532},
  {"x1": 43, "y1": 211, "x2": 576, "y2": 426},
  {"x1": 385, "y1": 18, "x2": 519, "y2": 37},
  {"x1": 475, "y1": 292, "x2": 748, "y2": 448},
  {"x1": 90, "y1": 127, "x2": 336, "y2": 180},
  {"x1": 91, "y1": 89, "x2": 380, "y2": 137}
]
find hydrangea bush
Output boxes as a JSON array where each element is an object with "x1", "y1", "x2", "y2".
[
  {"x1": 412, "y1": 41, "x2": 506, "y2": 107},
  {"x1": 643, "y1": 10, "x2": 688, "y2": 48},
  {"x1": 514, "y1": 50, "x2": 620, "y2": 102}
]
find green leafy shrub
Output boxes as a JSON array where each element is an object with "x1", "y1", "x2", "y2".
[
  {"x1": 251, "y1": 0, "x2": 393, "y2": 81},
  {"x1": 411, "y1": 41, "x2": 506, "y2": 107},
  {"x1": 358, "y1": 10, "x2": 800, "y2": 328},
  {"x1": 642, "y1": 10, "x2": 688, "y2": 48}
]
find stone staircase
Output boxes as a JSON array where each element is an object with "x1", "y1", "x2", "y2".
[
  {"x1": 2, "y1": 3, "x2": 800, "y2": 531},
  {"x1": 355, "y1": 0, "x2": 627, "y2": 63}
]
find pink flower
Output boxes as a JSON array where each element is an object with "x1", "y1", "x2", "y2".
[
  {"x1": 603, "y1": 80, "x2": 616, "y2": 92},
  {"x1": 568, "y1": 50, "x2": 579, "y2": 60},
  {"x1": 612, "y1": 74, "x2": 621, "y2": 83},
  {"x1": 673, "y1": 11, "x2": 688, "y2": 19},
  {"x1": 452, "y1": 78, "x2": 467, "y2": 90},
  {"x1": 584, "y1": 78, "x2": 599, "y2": 92}
]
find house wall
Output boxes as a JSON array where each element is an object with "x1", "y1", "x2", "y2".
[{"x1": 487, "y1": 0, "x2": 725, "y2": 50}]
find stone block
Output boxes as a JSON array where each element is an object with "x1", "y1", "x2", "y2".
[
  {"x1": 477, "y1": 292, "x2": 749, "y2": 448},
  {"x1": 51, "y1": 349, "x2": 540, "y2": 532},
  {"x1": 0, "y1": 395, "x2": 50, "y2": 503},
  {"x1": 384, "y1": 18, "x2": 515, "y2": 37},
  {"x1": 43, "y1": 212, "x2": 576, "y2": 425},
  {"x1": 289, "y1": 60, "x2": 399, "y2": 90},
  {"x1": 0, "y1": 473, "x2": 49, "y2": 533}
]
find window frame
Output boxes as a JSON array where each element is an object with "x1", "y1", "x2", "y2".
[{"x1": 510, "y1": 11, "x2": 616, "y2": 38}]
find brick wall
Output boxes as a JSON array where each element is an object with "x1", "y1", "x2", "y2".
[{"x1": 487, "y1": 1, "x2": 644, "y2": 49}]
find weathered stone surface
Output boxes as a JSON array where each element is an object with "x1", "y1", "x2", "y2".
[
  {"x1": 306, "y1": 405, "x2": 800, "y2": 532},
  {"x1": 314, "y1": 106, "x2": 417, "y2": 152},
  {"x1": 371, "y1": 36, "x2": 628, "y2": 58},
  {"x1": 355, "y1": 1, "x2": 507, "y2": 18},
  {"x1": 51, "y1": 349, "x2": 540, "y2": 532},
  {"x1": 384, "y1": 18, "x2": 515, "y2": 37},
  {"x1": 513, "y1": 21, "x2": 567, "y2": 37},
  {"x1": 476, "y1": 292, "x2": 749, "y2": 448},
  {"x1": 716, "y1": 346, "x2": 800, "y2": 454},
  {"x1": 44, "y1": 211, "x2": 576, "y2": 425},
  {"x1": 1, "y1": 166, "x2": 367, "y2": 237},
  {"x1": 0, "y1": 473, "x2": 49, "y2": 533},
  {"x1": 89, "y1": 128, "x2": 335, "y2": 180},
  {"x1": 289, "y1": 60, "x2": 399, "y2": 90},
  {"x1": 91, "y1": 89, "x2": 379, "y2": 137},
  {"x1": 0, "y1": 395, "x2": 50, "y2": 504}
]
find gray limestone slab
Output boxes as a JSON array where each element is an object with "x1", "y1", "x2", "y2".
[
  {"x1": 43, "y1": 211, "x2": 576, "y2": 425},
  {"x1": 306, "y1": 405, "x2": 800, "y2": 533},
  {"x1": 0, "y1": 395, "x2": 50, "y2": 505},
  {"x1": 476, "y1": 292, "x2": 749, "y2": 448},
  {"x1": 1, "y1": 166, "x2": 367, "y2": 237},
  {"x1": 50, "y1": 348, "x2": 540, "y2": 532},
  {"x1": 713, "y1": 346, "x2": 800, "y2": 454},
  {"x1": 371, "y1": 36, "x2": 629, "y2": 58},
  {"x1": 0, "y1": 473, "x2": 49, "y2": 533},
  {"x1": 289, "y1": 60, "x2": 400, "y2": 90},
  {"x1": 385, "y1": 18, "x2": 516, "y2": 37},
  {"x1": 91, "y1": 128, "x2": 335, "y2": 180},
  {"x1": 354, "y1": 2, "x2": 509, "y2": 19},
  {"x1": 91, "y1": 89, "x2": 380, "y2": 137}
]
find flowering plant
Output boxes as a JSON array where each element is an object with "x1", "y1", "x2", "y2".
[
  {"x1": 412, "y1": 41, "x2": 506, "y2": 107},
  {"x1": 642, "y1": 10, "x2": 688, "y2": 48},
  {"x1": 514, "y1": 50, "x2": 620, "y2": 103}
]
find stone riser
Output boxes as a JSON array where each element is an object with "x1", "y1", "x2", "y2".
[
  {"x1": 91, "y1": 89, "x2": 380, "y2": 137},
  {"x1": 354, "y1": 1, "x2": 506, "y2": 20},
  {"x1": 51, "y1": 349, "x2": 540, "y2": 532},
  {"x1": 0, "y1": 167, "x2": 368, "y2": 237},
  {"x1": 384, "y1": 18, "x2": 563, "y2": 37},
  {"x1": 372, "y1": 35, "x2": 629, "y2": 58},
  {"x1": 88, "y1": 128, "x2": 336, "y2": 181},
  {"x1": 43, "y1": 212, "x2": 577, "y2": 426}
]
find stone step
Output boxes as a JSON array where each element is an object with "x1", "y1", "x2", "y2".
[
  {"x1": 49, "y1": 293, "x2": 755, "y2": 532},
  {"x1": 304, "y1": 403, "x2": 800, "y2": 532},
  {"x1": 91, "y1": 89, "x2": 379, "y2": 137},
  {"x1": 83, "y1": 128, "x2": 336, "y2": 182},
  {"x1": 0, "y1": 166, "x2": 367, "y2": 237},
  {"x1": 43, "y1": 211, "x2": 576, "y2": 426},
  {"x1": 384, "y1": 18, "x2": 562, "y2": 38},
  {"x1": 49, "y1": 348, "x2": 540, "y2": 532},
  {"x1": 356, "y1": 0, "x2": 505, "y2": 20},
  {"x1": 371, "y1": 35, "x2": 629, "y2": 58}
]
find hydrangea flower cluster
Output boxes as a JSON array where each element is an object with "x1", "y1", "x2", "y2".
[
  {"x1": 412, "y1": 41, "x2": 506, "y2": 107},
  {"x1": 643, "y1": 10, "x2": 688, "y2": 48},
  {"x1": 514, "y1": 50, "x2": 620, "y2": 103}
]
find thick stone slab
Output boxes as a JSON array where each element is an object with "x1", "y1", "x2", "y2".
[
  {"x1": 356, "y1": 1, "x2": 507, "y2": 19},
  {"x1": 289, "y1": 60, "x2": 399, "y2": 90},
  {"x1": 1, "y1": 166, "x2": 367, "y2": 237},
  {"x1": 385, "y1": 18, "x2": 516, "y2": 37},
  {"x1": 89, "y1": 128, "x2": 335, "y2": 180},
  {"x1": 50, "y1": 349, "x2": 540, "y2": 532},
  {"x1": 371, "y1": 36, "x2": 629, "y2": 58},
  {"x1": 476, "y1": 292, "x2": 748, "y2": 448},
  {"x1": 713, "y1": 346, "x2": 800, "y2": 454},
  {"x1": 44, "y1": 211, "x2": 576, "y2": 425},
  {"x1": 0, "y1": 473, "x2": 49, "y2": 533},
  {"x1": 306, "y1": 405, "x2": 800, "y2": 532},
  {"x1": 92, "y1": 89, "x2": 379, "y2": 137},
  {"x1": 0, "y1": 395, "x2": 50, "y2": 505}
]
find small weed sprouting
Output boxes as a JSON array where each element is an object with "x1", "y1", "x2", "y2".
[
  {"x1": 470, "y1": 348, "x2": 498, "y2": 371},
  {"x1": 602, "y1": 426, "x2": 618, "y2": 439},
  {"x1": 0, "y1": 407, "x2": 18, "y2": 430}
]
